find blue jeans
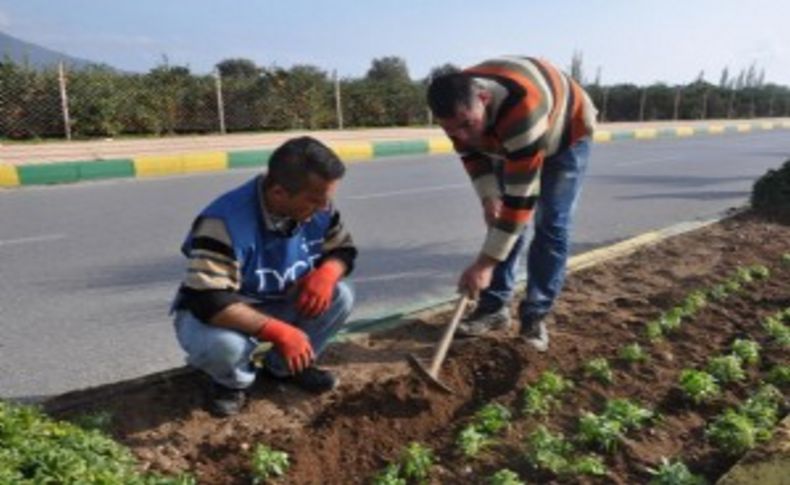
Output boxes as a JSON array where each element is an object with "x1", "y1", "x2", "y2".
[
  {"x1": 173, "y1": 281, "x2": 354, "y2": 389},
  {"x1": 479, "y1": 138, "x2": 591, "y2": 322}
]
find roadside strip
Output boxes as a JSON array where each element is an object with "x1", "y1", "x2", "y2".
[{"x1": 2, "y1": 120, "x2": 790, "y2": 188}]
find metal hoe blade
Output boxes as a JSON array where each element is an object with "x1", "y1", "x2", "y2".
[{"x1": 407, "y1": 294, "x2": 470, "y2": 394}]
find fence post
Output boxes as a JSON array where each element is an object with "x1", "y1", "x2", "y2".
[
  {"x1": 214, "y1": 70, "x2": 226, "y2": 134},
  {"x1": 58, "y1": 62, "x2": 72, "y2": 141},
  {"x1": 333, "y1": 70, "x2": 344, "y2": 130},
  {"x1": 426, "y1": 74, "x2": 433, "y2": 126},
  {"x1": 600, "y1": 88, "x2": 609, "y2": 122},
  {"x1": 700, "y1": 88, "x2": 709, "y2": 120},
  {"x1": 672, "y1": 87, "x2": 681, "y2": 120},
  {"x1": 638, "y1": 88, "x2": 647, "y2": 121}
]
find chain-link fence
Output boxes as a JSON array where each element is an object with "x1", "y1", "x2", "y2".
[
  {"x1": 1, "y1": 60, "x2": 789, "y2": 141},
  {"x1": 0, "y1": 61, "x2": 432, "y2": 141}
]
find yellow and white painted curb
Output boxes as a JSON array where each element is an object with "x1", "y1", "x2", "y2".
[
  {"x1": 4, "y1": 119, "x2": 790, "y2": 188},
  {"x1": 134, "y1": 152, "x2": 228, "y2": 177}
]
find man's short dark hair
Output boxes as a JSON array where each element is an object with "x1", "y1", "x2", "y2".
[
  {"x1": 265, "y1": 136, "x2": 345, "y2": 193},
  {"x1": 427, "y1": 72, "x2": 476, "y2": 118}
]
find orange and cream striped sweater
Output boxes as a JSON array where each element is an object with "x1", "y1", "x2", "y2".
[{"x1": 456, "y1": 56, "x2": 597, "y2": 261}]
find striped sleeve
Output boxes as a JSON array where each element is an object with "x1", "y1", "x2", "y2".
[
  {"x1": 319, "y1": 205, "x2": 358, "y2": 274},
  {"x1": 482, "y1": 82, "x2": 551, "y2": 261},
  {"x1": 183, "y1": 217, "x2": 241, "y2": 292},
  {"x1": 178, "y1": 217, "x2": 244, "y2": 321},
  {"x1": 460, "y1": 151, "x2": 500, "y2": 200}
]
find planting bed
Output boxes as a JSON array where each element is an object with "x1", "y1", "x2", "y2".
[{"x1": 47, "y1": 211, "x2": 789, "y2": 484}]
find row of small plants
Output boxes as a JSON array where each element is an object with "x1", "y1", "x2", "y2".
[
  {"x1": 372, "y1": 257, "x2": 786, "y2": 483},
  {"x1": 643, "y1": 257, "x2": 787, "y2": 482},
  {"x1": 645, "y1": 259, "x2": 787, "y2": 481},
  {"x1": 213, "y1": 255, "x2": 790, "y2": 483},
  {"x1": 645, "y1": 264, "x2": 770, "y2": 342}
]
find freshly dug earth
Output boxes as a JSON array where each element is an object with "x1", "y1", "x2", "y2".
[{"x1": 48, "y1": 211, "x2": 790, "y2": 484}]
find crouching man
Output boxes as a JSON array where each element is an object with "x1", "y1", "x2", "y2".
[{"x1": 172, "y1": 136, "x2": 356, "y2": 416}]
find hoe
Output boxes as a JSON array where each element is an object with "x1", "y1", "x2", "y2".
[{"x1": 407, "y1": 294, "x2": 470, "y2": 394}]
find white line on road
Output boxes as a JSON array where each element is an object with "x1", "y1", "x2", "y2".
[
  {"x1": 342, "y1": 183, "x2": 468, "y2": 200},
  {"x1": 0, "y1": 234, "x2": 66, "y2": 247}
]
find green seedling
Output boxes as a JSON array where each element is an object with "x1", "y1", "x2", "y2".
[
  {"x1": 708, "y1": 284, "x2": 729, "y2": 301},
  {"x1": 762, "y1": 314, "x2": 785, "y2": 334},
  {"x1": 489, "y1": 469, "x2": 525, "y2": 485},
  {"x1": 251, "y1": 444, "x2": 290, "y2": 484},
  {"x1": 372, "y1": 464, "x2": 406, "y2": 485},
  {"x1": 749, "y1": 264, "x2": 770, "y2": 280},
  {"x1": 763, "y1": 314, "x2": 790, "y2": 346},
  {"x1": 570, "y1": 454, "x2": 607, "y2": 476},
  {"x1": 750, "y1": 383, "x2": 783, "y2": 406},
  {"x1": 681, "y1": 290, "x2": 708, "y2": 316},
  {"x1": 535, "y1": 370, "x2": 574, "y2": 395},
  {"x1": 740, "y1": 384, "x2": 783, "y2": 442},
  {"x1": 522, "y1": 371, "x2": 573, "y2": 416},
  {"x1": 576, "y1": 412, "x2": 624, "y2": 452},
  {"x1": 399, "y1": 442, "x2": 434, "y2": 482},
  {"x1": 584, "y1": 358, "x2": 614, "y2": 384},
  {"x1": 660, "y1": 307, "x2": 684, "y2": 331},
  {"x1": 457, "y1": 425, "x2": 492, "y2": 457},
  {"x1": 782, "y1": 252, "x2": 790, "y2": 265},
  {"x1": 523, "y1": 387, "x2": 553, "y2": 416},
  {"x1": 706, "y1": 355, "x2": 746, "y2": 383},
  {"x1": 735, "y1": 267, "x2": 754, "y2": 284},
  {"x1": 678, "y1": 369, "x2": 720, "y2": 404},
  {"x1": 645, "y1": 320, "x2": 664, "y2": 341},
  {"x1": 526, "y1": 426, "x2": 573, "y2": 474},
  {"x1": 724, "y1": 278, "x2": 742, "y2": 294},
  {"x1": 647, "y1": 457, "x2": 707, "y2": 485},
  {"x1": 619, "y1": 343, "x2": 649, "y2": 363},
  {"x1": 603, "y1": 399, "x2": 654, "y2": 430},
  {"x1": 765, "y1": 364, "x2": 790, "y2": 387},
  {"x1": 473, "y1": 403, "x2": 512, "y2": 434},
  {"x1": 739, "y1": 396, "x2": 779, "y2": 442},
  {"x1": 706, "y1": 409, "x2": 756, "y2": 455},
  {"x1": 730, "y1": 339, "x2": 760, "y2": 365}
]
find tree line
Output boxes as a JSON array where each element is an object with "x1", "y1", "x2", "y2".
[{"x1": 1, "y1": 55, "x2": 788, "y2": 140}]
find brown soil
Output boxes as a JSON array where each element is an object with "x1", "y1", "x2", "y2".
[{"x1": 47, "y1": 212, "x2": 790, "y2": 484}]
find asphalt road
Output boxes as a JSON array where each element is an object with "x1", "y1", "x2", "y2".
[{"x1": 2, "y1": 131, "x2": 789, "y2": 400}]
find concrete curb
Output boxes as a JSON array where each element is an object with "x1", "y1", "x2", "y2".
[
  {"x1": 43, "y1": 208, "x2": 738, "y2": 413},
  {"x1": 3, "y1": 120, "x2": 790, "y2": 188}
]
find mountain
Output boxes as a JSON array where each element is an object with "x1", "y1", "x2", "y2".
[{"x1": 0, "y1": 31, "x2": 98, "y2": 69}]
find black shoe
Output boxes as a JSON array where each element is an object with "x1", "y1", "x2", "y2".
[
  {"x1": 263, "y1": 366, "x2": 339, "y2": 394},
  {"x1": 208, "y1": 382, "x2": 247, "y2": 417},
  {"x1": 293, "y1": 366, "x2": 338, "y2": 393},
  {"x1": 456, "y1": 306, "x2": 512, "y2": 337},
  {"x1": 519, "y1": 315, "x2": 549, "y2": 352}
]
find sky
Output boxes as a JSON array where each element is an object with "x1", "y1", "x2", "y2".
[{"x1": 0, "y1": 0, "x2": 788, "y2": 85}]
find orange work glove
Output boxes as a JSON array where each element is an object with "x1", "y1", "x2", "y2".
[
  {"x1": 297, "y1": 260, "x2": 345, "y2": 318},
  {"x1": 257, "y1": 317, "x2": 314, "y2": 374}
]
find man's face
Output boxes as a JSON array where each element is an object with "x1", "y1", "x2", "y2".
[
  {"x1": 437, "y1": 94, "x2": 488, "y2": 149},
  {"x1": 274, "y1": 174, "x2": 339, "y2": 222}
]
